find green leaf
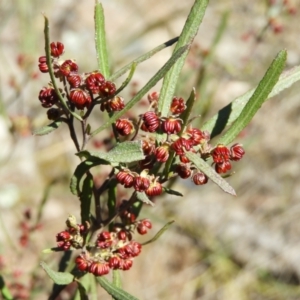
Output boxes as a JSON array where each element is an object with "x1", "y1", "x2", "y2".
[
  {"x1": 185, "y1": 152, "x2": 236, "y2": 195},
  {"x1": 217, "y1": 50, "x2": 287, "y2": 145},
  {"x1": 113, "y1": 62, "x2": 136, "y2": 95},
  {"x1": 43, "y1": 16, "x2": 82, "y2": 121},
  {"x1": 136, "y1": 192, "x2": 154, "y2": 206},
  {"x1": 112, "y1": 270, "x2": 122, "y2": 289},
  {"x1": 40, "y1": 261, "x2": 73, "y2": 285},
  {"x1": 70, "y1": 160, "x2": 105, "y2": 196},
  {"x1": 78, "y1": 141, "x2": 145, "y2": 164},
  {"x1": 96, "y1": 277, "x2": 139, "y2": 300},
  {"x1": 94, "y1": 1, "x2": 110, "y2": 78},
  {"x1": 163, "y1": 187, "x2": 183, "y2": 197},
  {"x1": 76, "y1": 280, "x2": 89, "y2": 300},
  {"x1": 80, "y1": 173, "x2": 93, "y2": 224},
  {"x1": 201, "y1": 53, "x2": 299, "y2": 139},
  {"x1": 142, "y1": 220, "x2": 174, "y2": 246},
  {"x1": 32, "y1": 120, "x2": 62, "y2": 136},
  {"x1": 42, "y1": 247, "x2": 66, "y2": 253},
  {"x1": 90, "y1": 44, "x2": 188, "y2": 137},
  {"x1": 108, "y1": 180, "x2": 117, "y2": 231},
  {"x1": 158, "y1": 0, "x2": 209, "y2": 117},
  {"x1": 109, "y1": 36, "x2": 179, "y2": 81},
  {"x1": 77, "y1": 274, "x2": 93, "y2": 300},
  {"x1": 0, "y1": 275, "x2": 13, "y2": 300},
  {"x1": 179, "y1": 88, "x2": 196, "y2": 134}
]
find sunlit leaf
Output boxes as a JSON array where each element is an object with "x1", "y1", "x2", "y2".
[
  {"x1": 185, "y1": 152, "x2": 236, "y2": 196},
  {"x1": 40, "y1": 261, "x2": 73, "y2": 285},
  {"x1": 202, "y1": 51, "x2": 295, "y2": 139},
  {"x1": 94, "y1": 1, "x2": 110, "y2": 78},
  {"x1": 158, "y1": 0, "x2": 209, "y2": 117},
  {"x1": 136, "y1": 192, "x2": 154, "y2": 206},
  {"x1": 142, "y1": 220, "x2": 174, "y2": 246},
  {"x1": 78, "y1": 141, "x2": 145, "y2": 164},
  {"x1": 217, "y1": 50, "x2": 287, "y2": 145},
  {"x1": 32, "y1": 120, "x2": 62, "y2": 136},
  {"x1": 96, "y1": 277, "x2": 139, "y2": 300}
]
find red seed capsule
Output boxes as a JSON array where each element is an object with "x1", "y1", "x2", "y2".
[
  {"x1": 50, "y1": 42, "x2": 65, "y2": 57},
  {"x1": 192, "y1": 172, "x2": 208, "y2": 185},
  {"x1": 69, "y1": 88, "x2": 91, "y2": 109}
]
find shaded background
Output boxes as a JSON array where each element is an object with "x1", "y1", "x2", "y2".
[{"x1": 1, "y1": 0, "x2": 300, "y2": 299}]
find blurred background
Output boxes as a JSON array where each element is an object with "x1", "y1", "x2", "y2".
[{"x1": 1, "y1": 0, "x2": 300, "y2": 299}]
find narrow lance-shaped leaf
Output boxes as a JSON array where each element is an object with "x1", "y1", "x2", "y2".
[
  {"x1": 185, "y1": 151, "x2": 236, "y2": 196},
  {"x1": 113, "y1": 63, "x2": 136, "y2": 96},
  {"x1": 110, "y1": 36, "x2": 179, "y2": 81},
  {"x1": 201, "y1": 53, "x2": 298, "y2": 138},
  {"x1": 217, "y1": 50, "x2": 287, "y2": 145},
  {"x1": 70, "y1": 160, "x2": 107, "y2": 196},
  {"x1": 76, "y1": 280, "x2": 89, "y2": 300},
  {"x1": 136, "y1": 192, "x2": 154, "y2": 206},
  {"x1": 94, "y1": 1, "x2": 110, "y2": 78},
  {"x1": 163, "y1": 187, "x2": 183, "y2": 197},
  {"x1": 77, "y1": 141, "x2": 145, "y2": 164},
  {"x1": 108, "y1": 181, "x2": 117, "y2": 229},
  {"x1": 158, "y1": 0, "x2": 209, "y2": 117},
  {"x1": 112, "y1": 270, "x2": 122, "y2": 289},
  {"x1": 89, "y1": 45, "x2": 188, "y2": 138},
  {"x1": 179, "y1": 88, "x2": 196, "y2": 134},
  {"x1": 33, "y1": 120, "x2": 62, "y2": 136},
  {"x1": 42, "y1": 247, "x2": 66, "y2": 254},
  {"x1": 96, "y1": 277, "x2": 139, "y2": 300},
  {"x1": 142, "y1": 220, "x2": 174, "y2": 246},
  {"x1": 40, "y1": 261, "x2": 74, "y2": 285},
  {"x1": 80, "y1": 173, "x2": 93, "y2": 224}
]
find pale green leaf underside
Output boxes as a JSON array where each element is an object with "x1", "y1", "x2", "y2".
[
  {"x1": 40, "y1": 261, "x2": 73, "y2": 285},
  {"x1": 96, "y1": 277, "x2": 139, "y2": 300},
  {"x1": 185, "y1": 152, "x2": 236, "y2": 196},
  {"x1": 202, "y1": 57, "x2": 299, "y2": 139}
]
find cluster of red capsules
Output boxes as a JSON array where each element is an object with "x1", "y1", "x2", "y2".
[
  {"x1": 38, "y1": 42, "x2": 245, "y2": 277},
  {"x1": 56, "y1": 221, "x2": 87, "y2": 251},
  {"x1": 37, "y1": 42, "x2": 245, "y2": 192},
  {"x1": 115, "y1": 93, "x2": 245, "y2": 191},
  {"x1": 38, "y1": 42, "x2": 118, "y2": 118},
  {"x1": 56, "y1": 213, "x2": 151, "y2": 276}
]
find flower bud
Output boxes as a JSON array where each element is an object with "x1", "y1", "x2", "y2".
[
  {"x1": 50, "y1": 42, "x2": 64, "y2": 57},
  {"x1": 211, "y1": 144, "x2": 230, "y2": 163},
  {"x1": 192, "y1": 172, "x2": 208, "y2": 185},
  {"x1": 170, "y1": 96, "x2": 186, "y2": 114},
  {"x1": 59, "y1": 59, "x2": 78, "y2": 77},
  {"x1": 141, "y1": 111, "x2": 160, "y2": 132},
  {"x1": 161, "y1": 117, "x2": 182, "y2": 135},
  {"x1": 230, "y1": 143, "x2": 245, "y2": 161},
  {"x1": 115, "y1": 119, "x2": 135, "y2": 136},
  {"x1": 85, "y1": 72, "x2": 105, "y2": 94},
  {"x1": 69, "y1": 88, "x2": 91, "y2": 110},
  {"x1": 38, "y1": 56, "x2": 48, "y2": 73},
  {"x1": 38, "y1": 87, "x2": 58, "y2": 108}
]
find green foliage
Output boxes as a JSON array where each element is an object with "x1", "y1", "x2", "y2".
[
  {"x1": 31, "y1": 1, "x2": 300, "y2": 299},
  {"x1": 40, "y1": 262, "x2": 74, "y2": 285},
  {"x1": 96, "y1": 277, "x2": 139, "y2": 300}
]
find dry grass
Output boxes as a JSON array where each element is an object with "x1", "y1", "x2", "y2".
[{"x1": 1, "y1": 0, "x2": 300, "y2": 299}]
